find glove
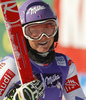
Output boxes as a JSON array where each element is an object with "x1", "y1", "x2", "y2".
[
  {"x1": 13, "y1": 80, "x2": 44, "y2": 100},
  {"x1": 4, "y1": 80, "x2": 44, "y2": 100}
]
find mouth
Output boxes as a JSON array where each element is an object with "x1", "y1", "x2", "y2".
[{"x1": 38, "y1": 41, "x2": 48, "y2": 45}]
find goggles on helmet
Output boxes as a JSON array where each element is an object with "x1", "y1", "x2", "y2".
[{"x1": 23, "y1": 19, "x2": 57, "y2": 41}]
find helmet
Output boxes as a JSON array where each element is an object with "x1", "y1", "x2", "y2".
[{"x1": 19, "y1": 0, "x2": 59, "y2": 42}]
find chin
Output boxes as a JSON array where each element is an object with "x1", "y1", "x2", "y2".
[{"x1": 38, "y1": 49, "x2": 49, "y2": 53}]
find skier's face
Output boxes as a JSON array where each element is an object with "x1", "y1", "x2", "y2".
[
  {"x1": 26, "y1": 20, "x2": 57, "y2": 53},
  {"x1": 28, "y1": 36, "x2": 54, "y2": 53}
]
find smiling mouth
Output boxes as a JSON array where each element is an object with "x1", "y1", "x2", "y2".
[{"x1": 38, "y1": 41, "x2": 48, "y2": 45}]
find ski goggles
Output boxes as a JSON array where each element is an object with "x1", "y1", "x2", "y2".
[{"x1": 23, "y1": 19, "x2": 57, "y2": 41}]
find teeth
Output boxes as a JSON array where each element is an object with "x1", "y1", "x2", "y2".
[
  {"x1": 40, "y1": 42, "x2": 47, "y2": 44},
  {"x1": 38, "y1": 41, "x2": 48, "y2": 45}
]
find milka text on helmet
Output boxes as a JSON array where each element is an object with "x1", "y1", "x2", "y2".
[{"x1": 26, "y1": 5, "x2": 46, "y2": 15}]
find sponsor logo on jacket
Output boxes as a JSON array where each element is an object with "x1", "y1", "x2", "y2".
[
  {"x1": 0, "y1": 69, "x2": 15, "y2": 96},
  {"x1": 0, "y1": 63, "x2": 6, "y2": 71},
  {"x1": 36, "y1": 73, "x2": 63, "y2": 88},
  {"x1": 64, "y1": 75, "x2": 80, "y2": 93},
  {"x1": 55, "y1": 56, "x2": 66, "y2": 66},
  {"x1": 68, "y1": 59, "x2": 74, "y2": 66}
]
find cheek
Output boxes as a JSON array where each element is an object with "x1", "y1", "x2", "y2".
[
  {"x1": 28, "y1": 40, "x2": 38, "y2": 49},
  {"x1": 49, "y1": 37, "x2": 54, "y2": 45}
]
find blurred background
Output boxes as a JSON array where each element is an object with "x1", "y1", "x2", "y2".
[{"x1": 0, "y1": 0, "x2": 86, "y2": 99}]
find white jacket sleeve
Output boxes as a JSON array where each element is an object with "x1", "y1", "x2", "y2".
[
  {"x1": 63, "y1": 56, "x2": 86, "y2": 100},
  {"x1": 0, "y1": 55, "x2": 20, "y2": 100}
]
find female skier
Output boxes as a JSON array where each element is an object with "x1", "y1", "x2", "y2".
[{"x1": 0, "y1": 0, "x2": 86, "y2": 100}]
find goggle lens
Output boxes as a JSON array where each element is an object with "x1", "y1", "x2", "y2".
[{"x1": 24, "y1": 20, "x2": 57, "y2": 40}]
